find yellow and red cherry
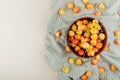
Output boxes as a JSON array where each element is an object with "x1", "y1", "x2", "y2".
[
  {"x1": 80, "y1": 75, "x2": 87, "y2": 80},
  {"x1": 87, "y1": 49, "x2": 95, "y2": 57},
  {"x1": 114, "y1": 39, "x2": 120, "y2": 45},
  {"x1": 98, "y1": 67, "x2": 105, "y2": 74},
  {"x1": 81, "y1": 36, "x2": 89, "y2": 42},
  {"x1": 76, "y1": 20, "x2": 83, "y2": 26},
  {"x1": 78, "y1": 25, "x2": 85, "y2": 31},
  {"x1": 72, "y1": 39, "x2": 79, "y2": 44},
  {"x1": 73, "y1": 7, "x2": 81, "y2": 13},
  {"x1": 71, "y1": 43, "x2": 76, "y2": 47},
  {"x1": 114, "y1": 30, "x2": 120, "y2": 36},
  {"x1": 77, "y1": 49, "x2": 85, "y2": 56},
  {"x1": 85, "y1": 3, "x2": 94, "y2": 10},
  {"x1": 92, "y1": 47, "x2": 99, "y2": 53},
  {"x1": 85, "y1": 71, "x2": 92, "y2": 77},
  {"x1": 110, "y1": 64, "x2": 117, "y2": 71},
  {"x1": 90, "y1": 39, "x2": 97, "y2": 46},
  {"x1": 94, "y1": 11, "x2": 102, "y2": 16},
  {"x1": 103, "y1": 45, "x2": 109, "y2": 51},
  {"x1": 96, "y1": 42, "x2": 103, "y2": 49},
  {"x1": 91, "y1": 59, "x2": 98, "y2": 65},
  {"x1": 83, "y1": 19, "x2": 88, "y2": 25}
]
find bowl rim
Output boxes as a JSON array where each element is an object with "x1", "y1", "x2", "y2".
[{"x1": 66, "y1": 17, "x2": 108, "y2": 58}]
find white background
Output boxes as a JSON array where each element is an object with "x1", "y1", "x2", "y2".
[{"x1": 0, "y1": 0, "x2": 57, "y2": 80}]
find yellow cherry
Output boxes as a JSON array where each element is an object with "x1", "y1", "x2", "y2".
[
  {"x1": 103, "y1": 45, "x2": 109, "y2": 51},
  {"x1": 82, "y1": 0, "x2": 89, "y2": 4},
  {"x1": 58, "y1": 8, "x2": 65, "y2": 16},
  {"x1": 118, "y1": 11, "x2": 120, "y2": 16},
  {"x1": 62, "y1": 66, "x2": 69, "y2": 73},
  {"x1": 76, "y1": 58, "x2": 83, "y2": 66},
  {"x1": 98, "y1": 67, "x2": 105, "y2": 74},
  {"x1": 71, "y1": 24, "x2": 77, "y2": 31},
  {"x1": 85, "y1": 71, "x2": 92, "y2": 77},
  {"x1": 98, "y1": 3, "x2": 105, "y2": 10},
  {"x1": 74, "y1": 46, "x2": 80, "y2": 51},
  {"x1": 68, "y1": 57, "x2": 75, "y2": 64},
  {"x1": 95, "y1": 55, "x2": 101, "y2": 60},
  {"x1": 68, "y1": 30, "x2": 75, "y2": 37},
  {"x1": 99, "y1": 33, "x2": 105, "y2": 40},
  {"x1": 67, "y1": 2, "x2": 74, "y2": 9},
  {"x1": 55, "y1": 31, "x2": 62, "y2": 38},
  {"x1": 65, "y1": 46, "x2": 71, "y2": 52}
]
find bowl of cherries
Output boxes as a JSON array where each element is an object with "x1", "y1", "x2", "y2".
[{"x1": 67, "y1": 17, "x2": 107, "y2": 58}]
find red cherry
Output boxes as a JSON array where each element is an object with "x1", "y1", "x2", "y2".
[
  {"x1": 77, "y1": 49, "x2": 84, "y2": 56},
  {"x1": 72, "y1": 39, "x2": 79, "y2": 44},
  {"x1": 69, "y1": 36, "x2": 74, "y2": 41}
]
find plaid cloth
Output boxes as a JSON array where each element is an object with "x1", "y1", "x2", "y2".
[{"x1": 45, "y1": 0, "x2": 120, "y2": 80}]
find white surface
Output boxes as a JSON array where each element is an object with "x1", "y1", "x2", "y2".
[{"x1": 0, "y1": 0, "x2": 57, "y2": 80}]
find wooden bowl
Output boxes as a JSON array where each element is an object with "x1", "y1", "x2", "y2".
[{"x1": 67, "y1": 17, "x2": 107, "y2": 58}]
